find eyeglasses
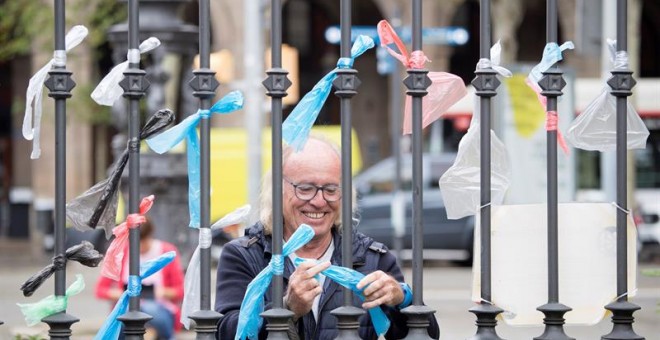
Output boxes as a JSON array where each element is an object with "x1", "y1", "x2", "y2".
[{"x1": 283, "y1": 178, "x2": 342, "y2": 202}]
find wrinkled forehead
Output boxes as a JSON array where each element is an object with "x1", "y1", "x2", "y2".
[{"x1": 283, "y1": 140, "x2": 341, "y2": 178}]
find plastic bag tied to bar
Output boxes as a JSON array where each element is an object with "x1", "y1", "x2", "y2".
[
  {"x1": 20, "y1": 241, "x2": 103, "y2": 297},
  {"x1": 292, "y1": 257, "x2": 391, "y2": 337},
  {"x1": 376, "y1": 20, "x2": 467, "y2": 135},
  {"x1": 94, "y1": 251, "x2": 176, "y2": 340},
  {"x1": 22, "y1": 25, "x2": 88, "y2": 160},
  {"x1": 235, "y1": 224, "x2": 315, "y2": 340},
  {"x1": 526, "y1": 41, "x2": 574, "y2": 154},
  {"x1": 565, "y1": 39, "x2": 649, "y2": 151},
  {"x1": 66, "y1": 109, "x2": 174, "y2": 237},
  {"x1": 282, "y1": 36, "x2": 374, "y2": 151},
  {"x1": 90, "y1": 37, "x2": 161, "y2": 106},
  {"x1": 438, "y1": 42, "x2": 513, "y2": 220},
  {"x1": 17, "y1": 274, "x2": 85, "y2": 326},
  {"x1": 100, "y1": 195, "x2": 154, "y2": 281},
  {"x1": 180, "y1": 204, "x2": 251, "y2": 329},
  {"x1": 146, "y1": 91, "x2": 244, "y2": 228}
]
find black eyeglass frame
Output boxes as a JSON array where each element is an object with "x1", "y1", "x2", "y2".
[{"x1": 283, "y1": 177, "x2": 342, "y2": 202}]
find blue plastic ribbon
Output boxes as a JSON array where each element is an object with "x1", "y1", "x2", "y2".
[
  {"x1": 282, "y1": 35, "x2": 375, "y2": 151},
  {"x1": 235, "y1": 224, "x2": 315, "y2": 340},
  {"x1": 94, "y1": 251, "x2": 176, "y2": 340},
  {"x1": 146, "y1": 91, "x2": 244, "y2": 228},
  {"x1": 292, "y1": 258, "x2": 391, "y2": 337},
  {"x1": 528, "y1": 41, "x2": 575, "y2": 84}
]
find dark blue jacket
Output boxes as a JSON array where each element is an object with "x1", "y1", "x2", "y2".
[{"x1": 214, "y1": 224, "x2": 440, "y2": 339}]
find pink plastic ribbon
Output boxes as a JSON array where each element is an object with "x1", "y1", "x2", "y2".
[
  {"x1": 546, "y1": 111, "x2": 569, "y2": 154},
  {"x1": 100, "y1": 195, "x2": 155, "y2": 281},
  {"x1": 377, "y1": 20, "x2": 467, "y2": 135}
]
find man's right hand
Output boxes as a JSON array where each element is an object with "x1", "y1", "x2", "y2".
[{"x1": 284, "y1": 260, "x2": 331, "y2": 320}]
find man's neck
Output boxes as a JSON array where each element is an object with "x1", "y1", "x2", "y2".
[{"x1": 295, "y1": 232, "x2": 333, "y2": 260}]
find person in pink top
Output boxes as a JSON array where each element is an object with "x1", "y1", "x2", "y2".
[{"x1": 96, "y1": 217, "x2": 184, "y2": 339}]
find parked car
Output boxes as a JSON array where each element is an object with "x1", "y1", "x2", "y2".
[{"x1": 353, "y1": 153, "x2": 475, "y2": 263}]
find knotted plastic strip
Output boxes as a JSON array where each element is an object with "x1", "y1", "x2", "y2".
[
  {"x1": 146, "y1": 91, "x2": 244, "y2": 228},
  {"x1": 180, "y1": 204, "x2": 251, "y2": 329},
  {"x1": 66, "y1": 109, "x2": 174, "y2": 237},
  {"x1": 100, "y1": 195, "x2": 155, "y2": 281},
  {"x1": 20, "y1": 241, "x2": 102, "y2": 297},
  {"x1": 282, "y1": 36, "x2": 374, "y2": 151},
  {"x1": 235, "y1": 224, "x2": 315, "y2": 340},
  {"x1": 292, "y1": 258, "x2": 391, "y2": 337},
  {"x1": 22, "y1": 25, "x2": 88, "y2": 159},
  {"x1": 377, "y1": 20, "x2": 467, "y2": 135},
  {"x1": 94, "y1": 251, "x2": 175, "y2": 340},
  {"x1": 90, "y1": 37, "x2": 161, "y2": 106},
  {"x1": 17, "y1": 274, "x2": 85, "y2": 326}
]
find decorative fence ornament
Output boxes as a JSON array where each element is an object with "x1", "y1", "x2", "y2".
[
  {"x1": 282, "y1": 35, "x2": 374, "y2": 151},
  {"x1": 66, "y1": 109, "x2": 174, "y2": 237},
  {"x1": 90, "y1": 37, "x2": 161, "y2": 106},
  {"x1": 17, "y1": 274, "x2": 85, "y2": 326},
  {"x1": 20, "y1": 241, "x2": 103, "y2": 297},
  {"x1": 22, "y1": 25, "x2": 88, "y2": 160},
  {"x1": 235, "y1": 224, "x2": 315, "y2": 340},
  {"x1": 180, "y1": 204, "x2": 251, "y2": 329},
  {"x1": 94, "y1": 251, "x2": 176, "y2": 340},
  {"x1": 566, "y1": 39, "x2": 649, "y2": 151},
  {"x1": 376, "y1": 20, "x2": 467, "y2": 135},
  {"x1": 100, "y1": 195, "x2": 155, "y2": 281},
  {"x1": 292, "y1": 258, "x2": 393, "y2": 337},
  {"x1": 438, "y1": 42, "x2": 512, "y2": 220},
  {"x1": 146, "y1": 91, "x2": 244, "y2": 228}
]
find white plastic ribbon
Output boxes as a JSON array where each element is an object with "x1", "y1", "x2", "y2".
[
  {"x1": 180, "y1": 204, "x2": 251, "y2": 329},
  {"x1": 90, "y1": 37, "x2": 161, "y2": 106},
  {"x1": 475, "y1": 40, "x2": 512, "y2": 77},
  {"x1": 22, "y1": 25, "x2": 88, "y2": 159}
]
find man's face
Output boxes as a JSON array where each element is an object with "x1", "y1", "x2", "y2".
[{"x1": 282, "y1": 140, "x2": 341, "y2": 241}]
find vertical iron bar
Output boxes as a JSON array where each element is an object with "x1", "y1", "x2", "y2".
[
  {"x1": 534, "y1": 1, "x2": 573, "y2": 339},
  {"x1": 401, "y1": 0, "x2": 436, "y2": 338},
  {"x1": 261, "y1": 0, "x2": 294, "y2": 336},
  {"x1": 467, "y1": 1, "x2": 503, "y2": 338},
  {"x1": 41, "y1": 0, "x2": 79, "y2": 337},
  {"x1": 189, "y1": 0, "x2": 223, "y2": 337},
  {"x1": 602, "y1": 1, "x2": 643, "y2": 337}
]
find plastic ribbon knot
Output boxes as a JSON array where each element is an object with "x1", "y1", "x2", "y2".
[
  {"x1": 22, "y1": 25, "x2": 88, "y2": 160},
  {"x1": 180, "y1": 205, "x2": 251, "y2": 329},
  {"x1": 17, "y1": 274, "x2": 85, "y2": 326},
  {"x1": 235, "y1": 224, "x2": 315, "y2": 340},
  {"x1": 475, "y1": 40, "x2": 513, "y2": 77},
  {"x1": 146, "y1": 91, "x2": 244, "y2": 228},
  {"x1": 95, "y1": 251, "x2": 176, "y2": 340},
  {"x1": 91, "y1": 37, "x2": 161, "y2": 106},
  {"x1": 282, "y1": 36, "x2": 375, "y2": 151},
  {"x1": 100, "y1": 195, "x2": 154, "y2": 281},
  {"x1": 376, "y1": 20, "x2": 467, "y2": 135},
  {"x1": 292, "y1": 258, "x2": 391, "y2": 337}
]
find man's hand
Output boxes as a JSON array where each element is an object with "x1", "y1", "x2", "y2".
[
  {"x1": 356, "y1": 271, "x2": 404, "y2": 310},
  {"x1": 284, "y1": 260, "x2": 331, "y2": 320}
]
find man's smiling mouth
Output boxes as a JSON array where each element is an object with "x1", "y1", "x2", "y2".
[{"x1": 303, "y1": 212, "x2": 326, "y2": 219}]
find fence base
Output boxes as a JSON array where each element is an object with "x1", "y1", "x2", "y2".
[
  {"x1": 262, "y1": 307, "x2": 294, "y2": 339},
  {"x1": 42, "y1": 311, "x2": 79, "y2": 340},
  {"x1": 601, "y1": 301, "x2": 644, "y2": 340},
  {"x1": 189, "y1": 309, "x2": 221, "y2": 339},
  {"x1": 534, "y1": 302, "x2": 574, "y2": 340},
  {"x1": 331, "y1": 305, "x2": 365, "y2": 339},
  {"x1": 401, "y1": 304, "x2": 436, "y2": 339},
  {"x1": 117, "y1": 310, "x2": 152, "y2": 340},
  {"x1": 467, "y1": 303, "x2": 504, "y2": 340}
]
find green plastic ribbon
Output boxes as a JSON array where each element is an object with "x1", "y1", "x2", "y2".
[{"x1": 17, "y1": 274, "x2": 85, "y2": 326}]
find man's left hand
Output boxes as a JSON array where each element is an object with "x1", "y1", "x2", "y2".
[{"x1": 356, "y1": 271, "x2": 404, "y2": 309}]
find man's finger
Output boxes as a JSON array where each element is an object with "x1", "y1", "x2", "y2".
[{"x1": 306, "y1": 260, "x2": 331, "y2": 277}]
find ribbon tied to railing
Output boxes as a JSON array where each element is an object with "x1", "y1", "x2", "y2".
[
  {"x1": 146, "y1": 91, "x2": 244, "y2": 228},
  {"x1": 180, "y1": 204, "x2": 251, "y2": 329},
  {"x1": 17, "y1": 274, "x2": 85, "y2": 326},
  {"x1": 282, "y1": 36, "x2": 374, "y2": 151},
  {"x1": 376, "y1": 20, "x2": 467, "y2": 135},
  {"x1": 66, "y1": 109, "x2": 174, "y2": 237},
  {"x1": 100, "y1": 195, "x2": 155, "y2": 281},
  {"x1": 235, "y1": 224, "x2": 315, "y2": 340},
  {"x1": 91, "y1": 37, "x2": 161, "y2": 106},
  {"x1": 20, "y1": 241, "x2": 103, "y2": 297},
  {"x1": 526, "y1": 41, "x2": 574, "y2": 154},
  {"x1": 292, "y1": 257, "x2": 391, "y2": 337},
  {"x1": 94, "y1": 251, "x2": 176, "y2": 340},
  {"x1": 22, "y1": 25, "x2": 88, "y2": 160}
]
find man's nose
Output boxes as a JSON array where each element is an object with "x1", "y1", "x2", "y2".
[{"x1": 309, "y1": 188, "x2": 326, "y2": 205}]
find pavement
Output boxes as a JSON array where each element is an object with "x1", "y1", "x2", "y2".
[{"x1": 1, "y1": 239, "x2": 659, "y2": 339}]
